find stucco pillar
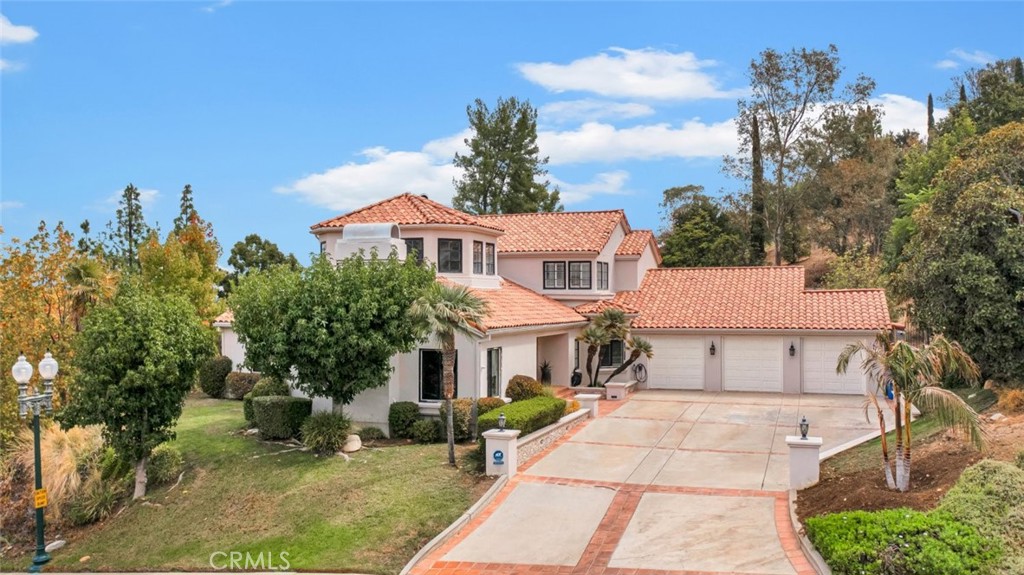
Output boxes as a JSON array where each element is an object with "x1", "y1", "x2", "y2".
[
  {"x1": 482, "y1": 429, "x2": 521, "y2": 477},
  {"x1": 783, "y1": 337, "x2": 802, "y2": 394},
  {"x1": 605, "y1": 382, "x2": 628, "y2": 401},
  {"x1": 786, "y1": 435, "x2": 823, "y2": 489},
  {"x1": 576, "y1": 393, "x2": 601, "y2": 418}
]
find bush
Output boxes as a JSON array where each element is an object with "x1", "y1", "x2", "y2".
[
  {"x1": 478, "y1": 395, "x2": 566, "y2": 437},
  {"x1": 997, "y1": 389, "x2": 1024, "y2": 414},
  {"x1": 1016, "y1": 451, "x2": 1024, "y2": 471},
  {"x1": 99, "y1": 447, "x2": 131, "y2": 482},
  {"x1": 477, "y1": 397, "x2": 506, "y2": 415},
  {"x1": 225, "y1": 372, "x2": 262, "y2": 400},
  {"x1": 505, "y1": 374, "x2": 544, "y2": 402},
  {"x1": 358, "y1": 426, "x2": 386, "y2": 441},
  {"x1": 301, "y1": 411, "x2": 352, "y2": 454},
  {"x1": 564, "y1": 399, "x2": 581, "y2": 417},
  {"x1": 147, "y1": 443, "x2": 184, "y2": 486},
  {"x1": 252, "y1": 396, "x2": 312, "y2": 440},
  {"x1": 389, "y1": 402, "x2": 420, "y2": 439},
  {"x1": 411, "y1": 419, "x2": 442, "y2": 444},
  {"x1": 198, "y1": 355, "x2": 233, "y2": 398},
  {"x1": 67, "y1": 470, "x2": 123, "y2": 526},
  {"x1": 11, "y1": 422, "x2": 104, "y2": 523},
  {"x1": 244, "y1": 377, "x2": 291, "y2": 422},
  {"x1": 438, "y1": 398, "x2": 473, "y2": 441},
  {"x1": 805, "y1": 508, "x2": 998, "y2": 575}
]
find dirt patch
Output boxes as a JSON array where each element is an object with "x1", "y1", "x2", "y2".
[{"x1": 796, "y1": 410, "x2": 1024, "y2": 523}]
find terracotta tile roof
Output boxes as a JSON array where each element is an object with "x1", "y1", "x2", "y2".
[
  {"x1": 310, "y1": 193, "x2": 503, "y2": 232},
  {"x1": 445, "y1": 278, "x2": 587, "y2": 331},
  {"x1": 477, "y1": 210, "x2": 625, "y2": 253},
  {"x1": 214, "y1": 309, "x2": 234, "y2": 324},
  {"x1": 615, "y1": 230, "x2": 654, "y2": 256},
  {"x1": 573, "y1": 300, "x2": 640, "y2": 315},
  {"x1": 615, "y1": 267, "x2": 890, "y2": 331}
]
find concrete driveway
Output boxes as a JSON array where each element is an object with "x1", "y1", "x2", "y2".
[{"x1": 411, "y1": 390, "x2": 879, "y2": 575}]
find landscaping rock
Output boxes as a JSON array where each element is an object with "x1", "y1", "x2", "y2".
[
  {"x1": 990, "y1": 413, "x2": 1007, "y2": 422},
  {"x1": 342, "y1": 434, "x2": 362, "y2": 453},
  {"x1": 45, "y1": 540, "x2": 66, "y2": 552},
  {"x1": 243, "y1": 428, "x2": 259, "y2": 436},
  {"x1": 79, "y1": 556, "x2": 91, "y2": 563}
]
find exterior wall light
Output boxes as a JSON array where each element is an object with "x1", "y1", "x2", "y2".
[
  {"x1": 498, "y1": 412, "x2": 506, "y2": 431},
  {"x1": 799, "y1": 416, "x2": 810, "y2": 440},
  {"x1": 709, "y1": 342, "x2": 716, "y2": 356},
  {"x1": 789, "y1": 343, "x2": 796, "y2": 357}
]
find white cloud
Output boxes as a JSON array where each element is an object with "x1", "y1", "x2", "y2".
[
  {"x1": 201, "y1": 0, "x2": 233, "y2": 13},
  {"x1": 0, "y1": 14, "x2": 38, "y2": 45},
  {"x1": 949, "y1": 48, "x2": 994, "y2": 65},
  {"x1": 540, "y1": 99, "x2": 655, "y2": 124},
  {"x1": 540, "y1": 119, "x2": 737, "y2": 165},
  {"x1": 550, "y1": 170, "x2": 631, "y2": 205},
  {"x1": 518, "y1": 47, "x2": 745, "y2": 101},
  {"x1": 0, "y1": 58, "x2": 24, "y2": 73},
  {"x1": 871, "y1": 93, "x2": 948, "y2": 137},
  {"x1": 934, "y1": 59, "x2": 959, "y2": 70},
  {"x1": 1, "y1": 200, "x2": 25, "y2": 210}
]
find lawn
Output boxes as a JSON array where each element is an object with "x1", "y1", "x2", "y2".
[{"x1": 39, "y1": 398, "x2": 492, "y2": 574}]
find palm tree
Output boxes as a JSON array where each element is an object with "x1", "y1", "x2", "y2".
[
  {"x1": 577, "y1": 308, "x2": 630, "y2": 387},
  {"x1": 576, "y1": 326, "x2": 608, "y2": 387},
  {"x1": 601, "y1": 336, "x2": 654, "y2": 386},
  {"x1": 411, "y1": 282, "x2": 489, "y2": 466},
  {"x1": 837, "y1": 331, "x2": 983, "y2": 492},
  {"x1": 64, "y1": 256, "x2": 115, "y2": 331}
]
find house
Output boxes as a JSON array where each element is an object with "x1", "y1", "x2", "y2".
[{"x1": 214, "y1": 193, "x2": 891, "y2": 433}]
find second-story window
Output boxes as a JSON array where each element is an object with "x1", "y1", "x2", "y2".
[
  {"x1": 597, "y1": 262, "x2": 609, "y2": 290},
  {"x1": 569, "y1": 261, "x2": 592, "y2": 289},
  {"x1": 473, "y1": 241, "x2": 483, "y2": 274},
  {"x1": 485, "y1": 243, "x2": 496, "y2": 275},
  {"x1": 543, "y1": 261, "x2": 566, "y2": 289},
  {"x1": 438, "y1": 239, "x2": 462, "y2": 273},
  {"x1": 405, "y1": 238, "x2": 424, "y2": 263}
]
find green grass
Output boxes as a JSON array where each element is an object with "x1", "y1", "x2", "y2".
[
  {"x1": 40, "y1": 399, "x2": 491, "y2": 574},
  {"x1": 826, "y1": 388, "x2": 995, "y2": 475}
]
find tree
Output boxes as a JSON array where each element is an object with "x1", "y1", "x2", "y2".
[
  {"x1": 749, "y1": 114, "x2": 767, "y2": 264},
  {"x1": 894, "y1": 122, "x2": 1024, "y2": 383},
  {"x1": 601, "y1": 336, "x2": 653, "y2": 386},
  {"x1": 410, "y1": 283, "x2": 489, "y2": 466},
  {"x1": 64, "y1": 255, "x2": 116, "y2": 332},
  {"x1": 575, "y1": 327, "x2": 608, "y2": 388},
  {"x1": 927, "y1": 93, "x2": 936, "y2": 142},
  {"x1": 659, "y1": 186, "x2": 747, "y2": 268},
  {"x1": 172, "y1": 184, "x2": 196, "y2": 234},
  {"x1": 102, "y1": 183, "x2": 151, "y2": 271},
  {"x1": 220, "y1": 233, "x2": 300, "y2": 294},
  {"x1": 0, "y1": 222, "x2": 81, "y2": 447},
  {"x1": 730, "y1": 45, "x2": 874, "y2": 264},
  {"x1": 230, "y1": 252, "x2": 435, "y2": 406},
  {"x1": 577, "y1": 309, "x2": 631, "y2": 388},
  {"x1": 945, "y1": 58, "x2": 1024, "y2": 135},
  {"x1": 837, "y1": 333, "x2": 983, "y2": 491},
  {"x1": 453, "y1": 97, "x2": 561, "y2": 214},
  {"x1": 61, "y1": 280, "x2": 213, "y2": 499}
]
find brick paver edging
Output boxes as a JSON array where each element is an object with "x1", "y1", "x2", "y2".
[{"x1": 787, "y1": 490, "x2": 831, "y2": 575}]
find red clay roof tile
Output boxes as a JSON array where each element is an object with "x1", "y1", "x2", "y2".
[
  {"x1": 477, "y1": 210, "x2": 625, "y2": 253},
  {"x1": 615, "y1": 230, "x2": 654, "y2": 256},
  {"x1": 441, "y1": 278, "x2": 587, "y2": 331},
  {"x1": 310, "y1": 193, "x2": 503, "y2": 232}
]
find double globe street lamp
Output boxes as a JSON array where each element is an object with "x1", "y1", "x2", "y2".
[{"x1": 12, "y1": 351, "x2": 59, "y2": 573}]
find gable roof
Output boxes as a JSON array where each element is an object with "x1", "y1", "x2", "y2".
[
  {"x1": 442, "y1": 278, "x2": 588, "y2": 331},
  {"x1": 310, "y1": 193, "x2": 503, "y2": 232},
  {"x1": 477, "y1": 210, "x2": 625, "y2": 254},
  {"x1": 573, "y1": 300, "x2": 640, "y2": 315},
  {"x1": 615, "y1": 230, "x2": 654, "y2": 256},
  {"x1": 614, "y1": 267, "x2": 890, "y2": 331},
  {"x1": 214, "y1": 309, "x2": 234, "y2": 325}
]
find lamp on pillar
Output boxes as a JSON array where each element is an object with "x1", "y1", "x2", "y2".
[
  {"x1": 799, "y1": 416, "x2": 810, "y2": 440},
  {"x1": 497, "y1": 412, "x2": 506, "y2": 431}
]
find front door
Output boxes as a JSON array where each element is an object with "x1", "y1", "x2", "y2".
[{"x1": 420, "y1": 349, "x2": 457, "y2": 402}]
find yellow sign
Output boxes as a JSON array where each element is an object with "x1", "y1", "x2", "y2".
[{"x1": 34, "y1": 488, "x2": 47, "y2": 509}]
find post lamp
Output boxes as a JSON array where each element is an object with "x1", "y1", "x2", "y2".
[
  {"x1": 497, "y1": 412, "x2": 506, "y2": 431},
  {"x1": 12, "y1": 351, "x2": 58, "y2": 573},
  {"x1": 799, "y1": 416, "x2": 810, "y2": 440}
]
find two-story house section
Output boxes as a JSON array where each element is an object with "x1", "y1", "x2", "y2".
[{"x1": 477, "y1": 211, "x2": 661, "y2": 307}]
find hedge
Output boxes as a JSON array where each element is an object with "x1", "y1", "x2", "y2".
[
  {"x1": 477, "y1": 396, "x2": 507, "y2": 415},
  {"x1": 252, "y1": 396, "x2": 312, "y2": 440},
  {"x1": 198, "y1": 355, "x2": 232, "y2": 398},
  {"x1": 438, "y1": 398, "x2": 473, "y2": 441},
  {"x1": 478, "y1": 395, "x2": 566, "y2": 437},
  {"x1": 225, "y1": 372, "x2": 261, "y2": 400},
  {"x1": 388, "y1": 402, "x2": 420, "y2": 439}
]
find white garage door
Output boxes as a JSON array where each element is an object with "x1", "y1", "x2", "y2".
[
  {"x1": 723, "y1": 336, "x2": 783, "y2": 392},
  {"x1": 803, "y1": 337, "x2": 866, "y2": 394},
  {"x1": 646, "y1": 336, "x2": 704, "y2": 389}
]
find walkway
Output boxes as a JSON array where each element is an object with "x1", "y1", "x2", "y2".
[{"x1": 411, "y1": 390, "x2": 878, "y2": 575}]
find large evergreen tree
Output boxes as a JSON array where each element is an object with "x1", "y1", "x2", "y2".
[
  {"x1": 749, "y1": 114, "x2": 767, "y2": 264},
  {"x1": 172, "y1": 184, "x2": 197, "y2": 234},
  {"x1": 220, "y1": 233, "x2": 299, "y2": 294},
  {"x1": 453, "y1": 97, "x2": 561, "y2": 214},
  {"x1": 659, "y1": 186, "x2": 746, "y2": 268},
  {"x1": 102, "y1": 183, "x2": 150, "y2": 271}
]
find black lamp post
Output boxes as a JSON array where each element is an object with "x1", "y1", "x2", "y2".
[
  {"x1": 12, "y1": 351, "x2": 58, "y2": 573},
  {"x1": 709, "y1": 342, "x2": 716, "y2": 356},
  {"x1": 799, "y1": 415, "x2": 810, "y2": 440},
  {"x1": 497, "y1": 412, "x2": 506, "y2": 431}
]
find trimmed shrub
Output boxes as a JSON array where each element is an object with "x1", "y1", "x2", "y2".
[
  {"x1": 805, "y1": 508, "x2": 998, "y2": 575},
  {"x1": 358, "y1": 426, "x2": 386, "y2": 441},
  {"x1": 244, "y1": 377, "x2": 291, "y2": 423},
  {"x1": 411, "y1": 419, "x2": 442, "y2": 444},
  {"x1": 478, "y1": 395, "x2": 566, "y2": 437},
  {"x1": 997, "y1": 388, "x2": 1024, "y2": 414},
  {"x1": 198, "y1": 355, "x2": 232, "y2": 398},
  {"x1": 505, "y1": 374, "x2": 544, "y2": 402},
  {"x1": 301, "y1": 412, "x2": 352, "y2": 454},
  {"x1": 225, "y1": 372, "x2": 261, "y2": 400},
  {"x1": 389, "y1": 402, "x2": 420, "y2": 439},
  {"x1": 439, "y1": 398, "x2": 473, "y2": 441},
  {"x1": 147, "y1": 444, "x2": 183, "y2": 485},
  {"x1": 563, "y1": 399, "x2": 581, "y2": 417},
  {"x1": 477, "y1": 397, "x2": 506, "y2": 415},
  {"x1": 253, "y1": 396, "x2": 312, "y2": 440}
]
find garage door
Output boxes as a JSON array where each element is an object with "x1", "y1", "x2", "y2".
[
  {"x1": 723, "y1": 336, "x2": 783, "y2": 392},
  {"x1": 646, "y1": 336, "x2": 704, "y2": 389},
  {"x1": 803, "y1": 337, "x2": 866, "y2": 394}
]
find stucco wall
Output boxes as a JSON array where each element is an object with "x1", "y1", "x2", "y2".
[{"x1": 217, "y1": 326, "x2": 248, "y2": 372}]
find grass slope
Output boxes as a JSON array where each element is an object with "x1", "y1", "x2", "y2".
[{"x1": 45, "y1": 399, "x2": 490, "y2": 574}]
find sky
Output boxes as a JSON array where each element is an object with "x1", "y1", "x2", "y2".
[{"x1": 2, "y1": 2, "x2": 1022, "y2": 265}]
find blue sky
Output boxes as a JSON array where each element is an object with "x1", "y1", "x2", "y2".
[{"x1": 2, "y1": 2, "x2": 1022, "y2": 264}]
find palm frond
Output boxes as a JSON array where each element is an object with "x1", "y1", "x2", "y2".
[{"x1": 912, "y1": 386, "x2": 986, "y2": 450}]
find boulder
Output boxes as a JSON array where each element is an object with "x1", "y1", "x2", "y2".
[{"x1": 342, "y1": 434, "x2": 362, "y2": 453}]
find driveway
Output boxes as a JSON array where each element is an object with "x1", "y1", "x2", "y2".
[{"x1": 411, "y1": 390, "x2": 880, "y2": 575}]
